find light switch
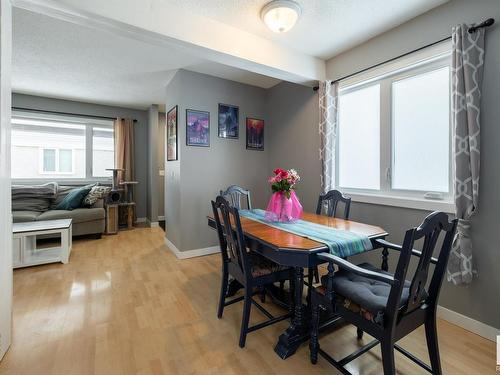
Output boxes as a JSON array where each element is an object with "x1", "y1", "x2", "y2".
[{"x1": 159, "y1": 169, "x2": 165, "y2": 176}]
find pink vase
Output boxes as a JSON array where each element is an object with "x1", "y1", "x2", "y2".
[{"x1": 265, "y1": 191, "x2": 303, "y2": 223}]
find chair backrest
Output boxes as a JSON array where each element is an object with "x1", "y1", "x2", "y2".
[
  {"x1": 220, "y1": 185, "x2": 252, "y2": 210},
  {"x1": 211, "y1": 195, "x2": 250, "y2": 277},
  {"x1": 388, "y1": 212, "x2": 458, "y2": 318},
  {"x1": 316, "y1": 190, "x2": 351, "y2": 219}
]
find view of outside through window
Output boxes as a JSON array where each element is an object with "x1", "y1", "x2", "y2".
[
  {"x1": 392, "y1": 66, "x2": 450, "y2": 192},
  {"x1": 92, "y1": 127, "x2": 114, "y2": 177},
  {"x1": 338, "y1": 84, "x2": 381, "y2": 190},
  {"x1": 11, "y1": 115, "x2": 114, "y2": 179}
]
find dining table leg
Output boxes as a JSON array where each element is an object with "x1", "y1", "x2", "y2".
[{"x1": 274, "y1": 266, "x2": 309, "y2": 359}]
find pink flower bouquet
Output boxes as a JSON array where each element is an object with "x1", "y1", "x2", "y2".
[{"x1": 265, "y1": 168, "x2": 303, "y2": 223}]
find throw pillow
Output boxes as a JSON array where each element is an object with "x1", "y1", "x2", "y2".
[
  {"x1": 55, "y1": 187, "x2": 92, "y2": 211},
  {"x1": 83, "y1": 186, "x2": 111, "y2": 206}
]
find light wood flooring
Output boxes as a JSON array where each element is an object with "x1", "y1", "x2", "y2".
[{"x1": 0, "y1": 228, "x2": 496, "y2": 374}]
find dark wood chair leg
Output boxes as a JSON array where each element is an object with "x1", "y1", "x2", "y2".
[
  {"x1": 314, "y1": 266, "x2": 320, "y2": 284},
  {"x1": 425, "y1": 315, "x2": 443, "y2": 375},
  {"x1": 279, "y1": 280, "x2": 285, "y2": 298},
  {"x1": 260, "y1": 286, "x2": 266, "y2": 303},
  {"x1": 217, "y1": 264, "x2": 229, "y2": 319},
  {"x1": 380, "y1": 340, "x2": 396, "y2": 375},
  {"x1": 307, "y1": 268, "x2": 314, "y2": 306},
  {"x1": 288, "y1": 270, "x2": 295, "y2": 318},
  {"x1": 239, "y1": 288, "x2": 252, "y2": 348},
  {"x1": 357, "y1": 327, "x2": 364, "y2": 340},
  {"x1": 309, "y1": 293, "x2": 320, "y2": 364}
]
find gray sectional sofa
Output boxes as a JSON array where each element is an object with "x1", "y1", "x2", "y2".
[{"x1": 12, "y1": 183, "x2": 106, "y2": 237}]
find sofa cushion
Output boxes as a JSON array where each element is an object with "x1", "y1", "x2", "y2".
[
  {"x1": 12, "y1": 182, "x2": 58, "y2": 198},
  {"x1": 55, "y1": 187, "x2": 92, "y2": 210},
  {"x1": 51, "y1": 184, "x2": 96, "y2": 209},
  {"x1": 37, "y1": 208, "x2": 105, "y2": 224},
  {"x1": 12, "y1": 197, "x2": 51, "y2": 212},
  {"x1": 83, "y1": 186, "x2": 111, "y2": 206},
  {"x1": 12, "y1": 210, "x2": 42, "y2": 223}
]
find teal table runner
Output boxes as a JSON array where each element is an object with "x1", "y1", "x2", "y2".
[{"x1": 239, "y1": 209, "x2": 373, "y2": 257}]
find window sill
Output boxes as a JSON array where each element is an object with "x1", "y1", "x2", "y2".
[{"x1": 343, "y1": 192, "x2": 455, "y2": 214}]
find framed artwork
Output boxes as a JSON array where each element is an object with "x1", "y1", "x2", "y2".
[
  {"x1": 218, "y1": 103, "x2": 239, "y2": 139},
  {"x1": 246, "y1": 118, "x2": 264, "y2": 151},
  {"x1": 166, "y1": 105, "x2": 178, "y2": 161},
  {"x1": 186, "y1": 109, "x2": 210, "y2": 147}
]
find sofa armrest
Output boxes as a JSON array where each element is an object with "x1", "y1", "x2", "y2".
[{"x1": 91, "y1": 198, "x2": 105, "y2": 209}]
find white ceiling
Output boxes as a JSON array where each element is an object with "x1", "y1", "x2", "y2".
[
  {"x1": 13, "y1": 0, "x2": 448, "y2": 109},
  {"x1": 12, "y1": 8, "x2": 281, "y2": 110},
  {"x1": 163, "y1": 0, "x2": 448, "y2": 59}
]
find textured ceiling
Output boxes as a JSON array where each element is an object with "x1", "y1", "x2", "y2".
[
  {"x1": 12, "y1": 8, "x2": 281, "y2": 109},
  {"x1": 162, "y1": 0, "x2": 448, "y2": 59}
]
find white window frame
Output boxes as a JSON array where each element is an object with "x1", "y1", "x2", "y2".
[
  {"x1": 335, "y1": 41, "x2": 454, "y2": 213},
  {"x1": 38, "y1": 147, "x2": 75, "y2": 175},
  {"x1": 12, "y1": 111, "x2": 114, "y2": 184}
]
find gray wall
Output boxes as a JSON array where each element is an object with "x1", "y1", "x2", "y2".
[
  {"x1": 12, "y1": 93, "x2": 149, "y2": 218},
  {"x1": 267, "y1": 81, "x2": 320, "y2": 212},
  {"x1": 291, "y1": 0, "x2": 499, "y2": 329},
  {"x1": 158, "y1": 112, "x2": 165, "y2": 218},
  {"x1": 147, "y1": 104, "x2": 159, "y2": 223},
  {"x1": 165, "y1": 69, "x2": 269, "y2": 251},
  {"x1": 165, "y1": 73, "x2": 182, "y2": 248}
]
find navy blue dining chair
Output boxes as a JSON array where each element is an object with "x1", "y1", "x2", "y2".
[
  {"x1": 212, "y1": 196, "x2": 292, "y2": 348},
  {"x1": 309, "y1": 211, "x2": 457, "y2": 375}
]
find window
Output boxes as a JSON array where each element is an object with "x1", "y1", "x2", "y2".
[
  {"x1": 92, "y1": 127, "x2": 114, "y2": 178},
  {"x1": 11, "y1": 112, "x2": 114, "y2": 180},
  {"x1": 335, "y1": 42, "x2": 453, "y2": 211},
  {"x1": 338, "y1": 84, "x2": 380, "y2": 190},
  {"x1": 40, "y1": 148, "x2": 74, "y2": 174}
]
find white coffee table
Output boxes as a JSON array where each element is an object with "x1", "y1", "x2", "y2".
[{"x1": 12, "y1": 219, "x2": 72, "y2": 268}]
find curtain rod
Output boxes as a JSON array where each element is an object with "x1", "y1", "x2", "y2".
[
  {"x1": 313, "y1": 18, "x2": 495, "y2": 91},
  {"x1": 12, "y1": 106, "x2": 138, "y2": 122}
]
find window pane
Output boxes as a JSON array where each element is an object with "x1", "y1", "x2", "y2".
[
  {"x1": 92, "y1": 127, "x2": 114, "y2": 177},
  {"x1": 43, "y1": 149, "x2": 55, "y2": 172},
  {"x1": 12, "y1": 118, "x2": 85, "y2": 179},
  {"x1": 59, "y1": 149, "x2": 73, "y2": 173},
  {"x1": 338, "y1": 84, "x2": 380, "y2": 190},
  {"x1": 392, "y1": 67, "x2": 450, "y2": 192}
]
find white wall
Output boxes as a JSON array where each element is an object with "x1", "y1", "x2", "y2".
[{"x1": 0, "y1": 0, "x2": 12, "y2": 360}]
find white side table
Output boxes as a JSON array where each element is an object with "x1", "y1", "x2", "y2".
[{"x1": 12, "y1": 219, "x2": 72, "y2": 268}]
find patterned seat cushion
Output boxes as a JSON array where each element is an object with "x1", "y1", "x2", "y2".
[
  {"x1": 248, "y1": 253, "x2": 288, "y2": 277},
  {"x1": 319, "y1": 263, "x2": 423, "y2": 325}
]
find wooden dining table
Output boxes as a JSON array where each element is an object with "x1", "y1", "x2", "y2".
[{"x1": 207, "y1": 210, "x2": 387, "y2": 359}]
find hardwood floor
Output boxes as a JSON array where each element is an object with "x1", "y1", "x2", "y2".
[{"x1": 0, "y1": 228, "x2": 496, "y2": 374}]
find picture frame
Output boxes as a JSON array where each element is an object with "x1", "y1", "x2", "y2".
[
  {"x1": 186, "y1": 109, "x2": 210, "y2": 147},
  {"x1": 246, "y1": 117, "x2": 264, "y2": 151},
  {"x1": 218, "y1": 103, "x2": 239, "y2": 139},
  {"x1": 166, "y1": 105, "x2": 178, "y2": 161}
]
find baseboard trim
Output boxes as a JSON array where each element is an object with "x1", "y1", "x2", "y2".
[
  {"x1": 158, "y1": 215, "x2": 165, "y2": 220},
  {"x1": 135, "y1": 217, "x2": 147, "y2": 223},
  {"x1": 146, "y1": 219, "x2": 159, "y2": 228},
  {"x1": 437, "y1": 305, "x2": 500, "y2": 342},
  {"x1": 164, "y1": 237, "x2": 220, "y2": 259}
]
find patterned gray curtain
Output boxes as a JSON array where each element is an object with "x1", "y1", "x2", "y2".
[
  {"x1": 319, "y1": 81, "x2": 338, "y2": 193},
  {"x1": 447, "y1": 24, "x2": 485, "y2": 285}
]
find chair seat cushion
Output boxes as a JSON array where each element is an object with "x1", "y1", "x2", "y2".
[
  {"x1": 320, "y1": 263, "x2": 421, "y2": 325},
  {"x1": 248, "y1": 253, "x2": 288, "y2": 277}
]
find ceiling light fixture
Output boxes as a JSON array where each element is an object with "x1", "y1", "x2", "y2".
[{"x1": 261, "y1": 0, "x2": 301, "y2": 33}]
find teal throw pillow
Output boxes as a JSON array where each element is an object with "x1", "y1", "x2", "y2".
[{"x1": 55, "y1": 187, "x2": 92, "y2": 211}]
